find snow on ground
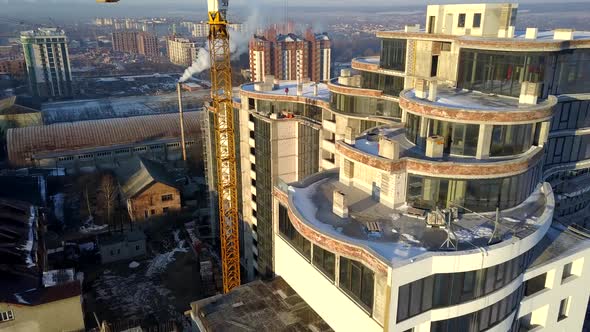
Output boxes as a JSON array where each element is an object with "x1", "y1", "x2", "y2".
[
  {"x1": 451, "y1": 227, "x2": 494, "y2": 243},
  {"x1": 145, "y1": 230, "x2": 189, "y2": 277},
  {"x1": 401, "y1": 234, "x2": 421, "y2": 244},
  {"x1": 290, "y1": 180, "x2": 428, "y2": 263},
  {"x1": 129, "y1": 261, "x2": 140, "y2": 269}
]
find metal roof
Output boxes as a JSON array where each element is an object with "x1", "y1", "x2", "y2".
[{"x1": 7, "y1": 112, "x2": 203, "y2": 167}]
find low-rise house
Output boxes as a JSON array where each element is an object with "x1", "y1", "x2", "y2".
[
  {"x1": 98, "y1": 230, "x2": 146, "y2": 264},
  {"x1": 119, "y1": 158, "x2": 182, "y2": 221}
]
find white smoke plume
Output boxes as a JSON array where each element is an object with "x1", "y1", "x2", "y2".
[
  {"x1": 179, "y1": 47, "x2": 210, "y2": 83},
  {"x1": 178, "y1": 1, "x2": 272, "y2": 83}
]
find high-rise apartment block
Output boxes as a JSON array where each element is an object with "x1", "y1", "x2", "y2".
[
  {"x1": 20, "y1": 28, "x2": 73, "y2": 99},
  {"x1": 249, "y1": 28, "x2": 332, "y2": 83},
  {"x1": 112, "y1": 31, "x2": 159, "y2": 57},
  {"x1": 203, "y1": 2, "x2": 590, "y2": 332},
  {"x1": 166, "y1": 36, "x2": 199, "y2": 67}
]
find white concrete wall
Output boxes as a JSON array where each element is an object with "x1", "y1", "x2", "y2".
[
  {"x1": 519, "y1": 244, "x2": 590, "y2": 331},
  {"x1": 274, "y1": 234, "x2": 383, "y2": 332}
]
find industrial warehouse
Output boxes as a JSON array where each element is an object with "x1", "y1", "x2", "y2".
[{"x1": 7, "y1": 112, "x2": 204, "y2": 171}]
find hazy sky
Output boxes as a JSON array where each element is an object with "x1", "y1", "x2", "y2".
[{"x1": 1, "y1": 0, "x2": 589, "y2": 21}]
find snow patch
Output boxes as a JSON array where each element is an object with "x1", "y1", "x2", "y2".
[
  {"x1": 129, "y1": 261, "x2": 140, "y2": 269},
  {"x1": 145, "y1": 230, "x2": 188, "y2": 277}
]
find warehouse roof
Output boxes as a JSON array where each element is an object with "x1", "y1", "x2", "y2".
[{"x1": 7, "y1": 112, "x2": 203, "y2": 167}]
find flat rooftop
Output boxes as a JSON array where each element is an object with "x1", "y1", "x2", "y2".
[
  {"x1": 190, "y1": 277, "x2": 332, "y2": 332},
  {"x1": 528, "y1": 224, "x2": 590, "y2": 269},
  {"x1": 378, "y1": 29, "x2": 590, "y2": 41},
  {"x1": 286, "y1": 170, "x2": 550, "y2": 267},
  {"x1": 41, "y1": 92, "x2": 207, "y2": 124},
  {"x1": 403, "y1": 86, "x2": 534, "y2": 111},
  {"x1": 241, "y1": 80, "x2": 330, "y2": 103}
]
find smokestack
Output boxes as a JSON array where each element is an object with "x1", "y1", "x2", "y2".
[{"x1": 177, "y1": 83, "x2": 187, "y2": 162}]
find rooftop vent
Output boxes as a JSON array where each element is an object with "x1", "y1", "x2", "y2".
[
  {"x1": 405, "y1": 24, "x2": 420, "y2": 33},
  {"x1": 297, "y1": 81, "x2": 303, "y2": 96},
  {"x1": 344, "y1": 126, "x2": 357, "y2": 145},
  {"x1": 255, "y1": 75, "x2": 277, "y2": 91},
  {"x1": 426, "y1": 135, "x2": 445, "y2": 158},
  {"x1": 519, "y1": 81, "x2": 542, "y2": 105},
  {"x1": 554, "y1": 29, "x2": 574, "y2": 41},
  {"x1": 525, "y1": 28, "x2": 538, "y2": 40},
  {"x1": 428, "y1": 81, "x2": 438, "y2": 102},
  {"x1": 415, "y1": 78, "x2": 428, "y2": 99},
  {"x1": 333, "y1": 191, "x2": 349, "y2": 219},
  {"x1": 313, "y1": 83, "x2": 319, "y2": 96},
  {"x1": 378, "y1": 136, "x2": 400, "y2": 160},
  {"x1": 497, "y1": 26, "x2": 515, "y2": 38}
]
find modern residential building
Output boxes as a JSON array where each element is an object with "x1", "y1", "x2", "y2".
[
  {"x1": 249, "y1": 29, "x2": 332, "y2": 83},
  {"x1": 166, "y1": 36, "x2": 199, "y2": 67},
  {"x1": 203, "y1": 2, "x2": 590, "y2": 331},
  {"x1": 20, "y1": 28, "x2": 73, "y2": 99},
  {"x1": 112, "y1": 31, "x2": 159, "y2": 57}
]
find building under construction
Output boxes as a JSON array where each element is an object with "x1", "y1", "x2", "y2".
[{"x1": 200, "y1": 2, "x2": 590, "y2": 332}]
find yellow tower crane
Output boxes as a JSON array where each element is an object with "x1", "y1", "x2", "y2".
[
  {"x1": 206, "y1": 0, "x2": 241, "y2": 293},
  {"x1": 98, "y1": 0, "x2": 241, "y2": 293}
]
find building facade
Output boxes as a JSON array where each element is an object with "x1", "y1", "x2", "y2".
[
  {"x1": 249, "y1": 30, "x2": 332, "y2": 83},
  {"x1": 112, "y1": 31, "x2": 159, "y2": 57},
  {"x1": 0, "y1": 59, "x2": 26, "y2": 80},
  {"x1": 120, "y1": 158, "x2": 182, "y2": 222},
  {"x1": 210, "y1": 2, "x2": 590, "y2": 331},
  {"x1": 167, "y1": 36, "x2": 199, "y2": 67},
  {"x1": 20, "y1": 28, "x2": 72, "y2": 99}
]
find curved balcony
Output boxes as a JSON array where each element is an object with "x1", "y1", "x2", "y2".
[
  {"x1": 337, "y1": 126, "x2": 544, "y2": 179},
  {"x1": 399, "y1": 87, "x2": 556, "y2": 124},
  {"x1": 274, "y1": 168, "x2": 554, "y2": 273}
]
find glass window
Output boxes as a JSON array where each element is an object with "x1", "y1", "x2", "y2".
[
  {"x1": 339, "y1": 257, "x2": 375, "y2": 313},
  {"x1": 558, "y1": 297, "x2": 569, "y2": 320},
  {"x1": 551, "y1": 49, "x2": 590, "y2": 95},
  {"x1": 360, "y1": 71, "x2": 405, "y2": 96},
  {"x1": 457, "y1": 49, "x2": 546, "y2": 97},
  {"x1": 405, "y1": 113, "x2": 421, "y2": 144},
  {"x1": 330, "y1": 92, "x2": 401, "y2": 118},
  {"x1": 427, "y1": 119, "x2": 479, "y2": 156},
  {"x1": 562, "y1": 262, "x2": 573, "y2": 281},
  {"x1": 380, "y1": 39, "x2": 407, "y2": 71},
  {"x1": 473, "y1": 13, "x2": 482, "y2": 28},
  {"x1": 278, "y1": 204, "x2": 311, "y2": 260},
  {"x1": 490, "y1": 124, "x2": 535, "y2": 156},
  {"x1": 458, "y1": 13, "x2": 466, "y2": 28},
  {"x1": 524, "y1": 273, "x2": 546, "y2": 296},
  {"x1": 312, "y1": 245, "x2": 335, "y2": 281}
]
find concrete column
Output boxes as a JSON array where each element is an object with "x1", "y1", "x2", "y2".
[
  {"x1": 418, "y1": 116, "x2": 429, "y2": 147},
  {"x1": 476, "y1": 124, "x2": 493, "y2": 160},
  {"x1": 538, "y1": 121, "x2": 551, "y2": 146}
]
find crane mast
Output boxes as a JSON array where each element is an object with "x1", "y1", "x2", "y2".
[{"x1": 207, "y1": 0, "x2": 241, "y2": 293}]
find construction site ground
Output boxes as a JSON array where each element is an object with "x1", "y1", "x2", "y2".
[{"x1": 82, "y1": 220, "x2": 204, "y2": 331}]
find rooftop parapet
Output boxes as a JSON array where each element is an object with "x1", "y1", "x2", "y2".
[{"x1": 277, "y1": 169, "x2": 554, "y2": 269}]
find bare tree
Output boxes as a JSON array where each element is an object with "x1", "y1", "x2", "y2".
[{"x1": 99, "y1": 173, "x2": 118, "y2": 226}]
